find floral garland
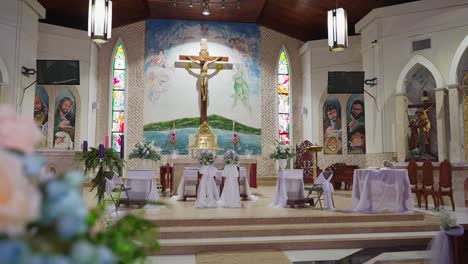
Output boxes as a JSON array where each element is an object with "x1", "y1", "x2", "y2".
[
  {"x1": 198, "y1": 150, "x2": 215, "y2": 166},
  {"x1": 128, "y1": 140, "x2": 160, "y2": 161},
  {"x1": 269, "y1": 140, "x2": 295, "y2": 160},
  {"x1": 223, "y1": 149, "x2": 239, "y2": 165}
]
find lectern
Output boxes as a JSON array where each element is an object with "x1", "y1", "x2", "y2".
[{"x1": 306, "y1": 145, "x2": 323, "y2": 179}]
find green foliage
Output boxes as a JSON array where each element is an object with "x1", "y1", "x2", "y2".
[
  {"x1": 439, "y1": 209, "x2": 457, "y2": 231},
  {"x1": 143, "y1": 114, "x2": 262, "y2": 135},
  {"x1": 128, "y1": 140, "x2": 161, "y2": 161},
  {"x1": 89, "y1": 208, "x2": 159, "y2": 264},
  {"x1": 269, "y1": 140, "x2": 295, "y2": 160},
  {"x1": 78, "y1": 147, "x2": 125, "y2": 204}
]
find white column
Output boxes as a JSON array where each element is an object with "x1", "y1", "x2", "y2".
[
  {"x1": 447, "y1": 84, "x2": 464, "y2": 162},
  {"x1": 435, "y1": 87, "x2": 449, "y2": 161},
  {"x1": 395, "y1": 94, "x2": 408, "y2": 162}
]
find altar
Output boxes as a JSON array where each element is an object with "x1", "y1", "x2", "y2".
[{"x1": 167, "y1": 158, "x2": 257, "y2": 195}]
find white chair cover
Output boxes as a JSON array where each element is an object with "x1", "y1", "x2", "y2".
[
  {"x1": 125, "y1": 169, "x2": 158, "y2": 202},
  {"x1": 429, "y1": 226, "x2": 464, "y2": 264},
  {"x1": 239, "y1": 167, "x2": 257, "y2": 200},
  {"x1": 194, "y1": 165, "x2": 219, "y2": 208},
  {"x1": 171, "y1": 167, "x2": 198, "y2": 201},
  {"x1": 218, "y1": 164, "x2": 241, "y2": 208},
  {"x1": 315, "y1": 172, "x2": 334, "y2": 209},
  {"x1": 271, "y1": 169, "x2": 305, "y2": 208}
]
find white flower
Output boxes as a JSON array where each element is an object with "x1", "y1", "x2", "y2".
[{"x1": 0, "y1": 150, "x2": 41, "y2": 236}]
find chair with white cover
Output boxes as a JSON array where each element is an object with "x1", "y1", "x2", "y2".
[
  {"x1": 183, "y1": 168, "x2": 199, "y2": 200},
  {"x1": 126, "y1": 169, "x2": 159, "y2": 205},
  {"x1": 195, "y1": 165, "x2": 219, "y2": 208},
  {"x1": 305, "y1": 170, "x2": 335, "y2": 209},
  {"x1": 219, "y1": 164, "x2": 241, "y2": 208}
]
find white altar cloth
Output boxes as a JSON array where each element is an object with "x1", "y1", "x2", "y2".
[
  {"x1": 218, "y1": 164, "x2": 241, "y2": 208},
  {"x1": 125, "y1": 169, "x2": 159, "y2": 202},
  {"x1": 271, "y1": 169, "x2": 305, "y2": 208},
  {"x1": 352, "y1": 169, "x2": 413, "y2": 213}
]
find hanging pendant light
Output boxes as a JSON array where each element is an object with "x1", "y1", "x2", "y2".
[
  {"x1": 327, "y1": 7, "x2": 348, "y2": 52},
  {"x1": 202, "y1": 1, "x2": 210, "y2": 16},
  {"x1": 88, "y1": 0, "x2": 112, "y2": 43}
]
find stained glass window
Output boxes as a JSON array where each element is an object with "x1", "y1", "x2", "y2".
[
  {"x1": 278, "y1": 49, "x2": 290, "y2": 144},
  {"x1": 111, "y1": 43, "x2": 126, "y2": 152}
]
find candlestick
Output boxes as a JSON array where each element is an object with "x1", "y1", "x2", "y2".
[
  {"x1": 83, "y1": 140, "x2": 88, "y2": 152},
  {"x1": 200, "y1": 38, "x2": 208, "y2": 50},
  {"x1": 98, "y1": 144, "x2": 105, "y2": 159},
  {"x1": 120, "y1": 135, "x2": 125, "y2": 159},
  {"x1": 104, "y1": 136, "x2": 110, "y2": 148}
]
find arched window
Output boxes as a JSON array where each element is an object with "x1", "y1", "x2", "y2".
[
  {"x1": 110, "y1": 42, "x2": 127, "y2": 152},
  {"x1": 278, "y1": 49, "x2": 291, "y2": 144}
]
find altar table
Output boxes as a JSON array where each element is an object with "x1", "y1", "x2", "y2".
[
  {"x1": 125, "y1": 169, "x2": 159, "y2": 202},
  {"x1": 167, "y1": 158, "x2": 257, "y2": 195},
  {"x1": 271, "y1": 169, "x2": 305, "y2": 208},
  {"x1": 352, "y1": 169, "x2": 413, "y2": 212}
]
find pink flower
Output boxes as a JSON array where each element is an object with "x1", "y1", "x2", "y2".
[{"x1": 0, "y1": 106, "x2": 42, "y2": 153}]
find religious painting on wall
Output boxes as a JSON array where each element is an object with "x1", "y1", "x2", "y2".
[
  {"x1": 346, "y1": 94, "x2": 366, "y2": 154},
  {"x1": 34, "y1": 85, "x2": 49, "y2": 149},
  {"x1": 53, "y1": 89, "x2": 76, "y2": 149},
  {"x1": 144, "y1": 20, "x2": 261, "y2": 155},
  {"x1": 323, "y1": 95, "x2": 342, "y2": 155}
]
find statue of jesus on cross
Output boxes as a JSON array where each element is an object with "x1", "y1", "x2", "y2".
[{"x1": 176, "y1": 39, "x2": 231, "y2": 124}]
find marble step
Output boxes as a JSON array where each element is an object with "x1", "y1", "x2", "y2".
[
  {"x1": 158, "y1": 221, "x2": 439, "y2": 239},
  {"x1": 152, "y1": 212, "x2": 426, "y2": 227},
  {"x1": 153, "y1": 231, "x2": 435, "y2": 255}
]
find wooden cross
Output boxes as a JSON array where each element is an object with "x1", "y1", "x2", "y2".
[{"x1": 175, "y1": 40, "x2": 232, "y2": 124}]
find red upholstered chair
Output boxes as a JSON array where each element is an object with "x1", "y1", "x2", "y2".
[
  {"x1": 294, "y1": 140, "x2": 315, "y2": 184},
  {"x1": 422, "y1": 160, "x2": 439, "y2": 210},
  {"x1": 436, "y1": 160, "x2": 455, "y2": 211},
  {"x1": 407, "y1": 160, "x2": 422, "y2": 208}
]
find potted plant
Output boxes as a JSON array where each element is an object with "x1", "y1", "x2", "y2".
[
  {"x1": 128, "y1": 140, "x2": 161, "y2": 169},
  {"x1": 269, "y1": 140, "x2": 295, "y2": 170},
  {"x1": 80, "y1": 147, "x2": 125, "y2": 204},
  {"x1": 198, "y1": 149, "x2": 215, "y2": 166}
]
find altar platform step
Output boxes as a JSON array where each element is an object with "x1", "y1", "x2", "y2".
[
  {"x1": 158, "y1": 220, "x2": 439, "y2": 239},
  {"x1": 257, "y1": 176, "x2": 277, "y2": 186},
  {"x1": 154, "y1": 231, "x2": 435, "y2": 255}
]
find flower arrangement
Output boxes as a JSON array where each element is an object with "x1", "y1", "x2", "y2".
[
  {"x1": 269, "y1": 140, "x2": 295, "y2": 160},
  {"x1": 198, "y1": 150, "x2": 215, "y2": 166},
  {"x1": 224, "y1": 149, "x2": 239, "y2": 165},
  {"x1": 439, "y1": 209, "x2": 458, "y2": 231},
  {"x1": 0, "y1": 106, "x2": 159, "y2": 263},
  {"x1": 128, "y1": 140, "x2": 160, "y2": 161}
]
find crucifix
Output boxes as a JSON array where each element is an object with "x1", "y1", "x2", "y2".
[
  {"x1": 408, "y1": 90, "x2": 433, "y2": 155},
  {"x1": 175, "y1": 39, "x2": 232, "y2": 124}
]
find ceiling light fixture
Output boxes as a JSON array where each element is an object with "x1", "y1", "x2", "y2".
[
  {"x1": 189, "y1": 0, "x2": 193, "y2": 7},
  {"x1": 202, "y1": 1, "x2": 210, "y2": 16},
  {"x1": 327, "y1": 5, "x2": 348, "y2": 52},
  {"x1": 88, "y1": 0, "x2": 112, "y2": 43},
  {"x1": 237, "y1": 0, "x2": 240, "y2": 9},
  {"x1": 221, "y1": 0, "x2": 225, "y2": 9}
]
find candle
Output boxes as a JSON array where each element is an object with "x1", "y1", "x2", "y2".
[
  {"x1": 98, "y1": 144, "x2": 105, "y2": 159},
  {"x1": 200, "y1": 38, "x2": 208, "y2": 50},
  {"x1": 120, "y1": 135, "x2": 125, "y2": 159},
  {"x1": 104, "y1": 135, "x2": 110, "y2": 148},
  {"x1": 83, "y1": 140, "x2": 88, "y2": 152}
]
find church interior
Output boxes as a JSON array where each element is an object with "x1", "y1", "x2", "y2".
[{"x1": 1, "y1": 0, "x2": 468, "y2": 263}]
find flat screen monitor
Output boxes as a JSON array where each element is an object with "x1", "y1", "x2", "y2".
[
  {"x1": 36, "y1": 60, "x2": 80, "y2": 85},
  {"x1": 328, "y1": 71, "x2": 364, "y2": 94}
]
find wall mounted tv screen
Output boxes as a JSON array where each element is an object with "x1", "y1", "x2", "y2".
[
  {"x1": 328, "y1": 71, "x2": 364, "y2": 94},
  {"x1": 36, "y1": 60, "x2": 80, "y2": 85}
]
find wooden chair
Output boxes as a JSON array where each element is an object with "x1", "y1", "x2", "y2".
[
  {"x1": 294, "y1": 140, "x2": 315, "y2": 184},
  {"x1": 422, "y1": 160, "x2": 438, "y2": 210},
  {"x1": 437, "y1": 160, "x2": 455, "y2": 211},
  {"x1": 407, "y1": 160, "x2": 422, "y2": 208}
]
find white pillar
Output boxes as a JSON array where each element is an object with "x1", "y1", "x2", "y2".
[
  {"x1": 395, "y1": 94, "x2": 408, "y2": 162},
  {"x1": 447, "y1": 84, "x2": 464, "y2": 162},
  {"x1": 435, "y1": 87, "x2": 449, "y2": 161}
]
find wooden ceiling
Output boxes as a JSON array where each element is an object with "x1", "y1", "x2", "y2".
[{"x1": 37, "y1": 0, "x2": 419, "y2": 42}]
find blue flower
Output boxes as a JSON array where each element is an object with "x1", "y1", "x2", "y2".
[
  {"x1": 29, "y1": 254, "x2": 72, "y2": 264},
  {"x1": 63, "y1": 171, "x2": 85, "y2": 188},
  {"x1": 43, "y1": 189, "x2": 87, "y2": 226},
  {"x1": 97, "y1": 246, "x2": 116, "y2": 264},
  {"x1": 71, "y1": 241, "x2": 98, "y2": 264},
  {"x1": 0, "y1": 240, "x2": 29, "y2": 264},
  {"x1": 57, "y1": 212, "x2": 88, "y2": 239},
  {"x1": 22, "y1": 154, "x2": 45, "y2": 177}
]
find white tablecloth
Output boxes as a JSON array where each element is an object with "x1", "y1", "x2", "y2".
[
  {"x1": 271, "y1": 169, "x2": 305, "y2": 208},
  {"x1": 125, "y1": 169, "x2": 159, "y2": 202},
  {"x1": 352, "y1": 169, "x2": 413, "y2": 212}
]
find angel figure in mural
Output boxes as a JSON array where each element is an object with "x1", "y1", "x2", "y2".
[{"x1": 232, "y1": 64, "x2": 252, "y2": 112}]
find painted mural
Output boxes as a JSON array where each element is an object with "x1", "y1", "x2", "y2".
[
  {"x1": 323, "y1": 95, "x2": 342, "y2": 155},
  {"x1": 34, "y1": 85, "x2": 49, "y2": 149},
  {"x1": 144, "y1": 20, "x2": 261, "y2": 155},
  {"x1": 53, "y1": 89, "x2": 76, "y2": 149},
  {"x1": 346, "y1": 94, "x2": 366, "y2": 154}
]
